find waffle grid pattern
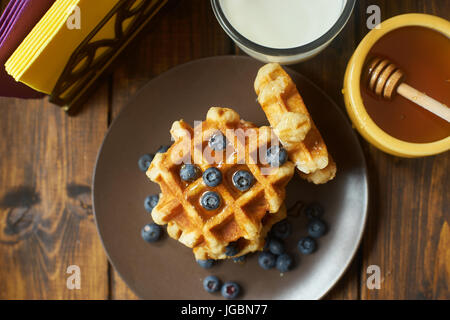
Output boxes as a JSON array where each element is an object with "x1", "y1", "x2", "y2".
[
  {"x1": 255, "y1": 63, "x2": 337, "y2": 184},
  {"x1": 148, "y1": 108, "x2": 294, "y2": 259}
]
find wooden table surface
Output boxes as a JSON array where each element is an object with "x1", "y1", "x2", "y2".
[{"x1": 0, "y1": 0, "x2": 448, "y2": 300}]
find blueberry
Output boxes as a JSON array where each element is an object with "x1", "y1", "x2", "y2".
[
  {"x1": 197, "y1": 259, "x2": 215, "y2": 269},
  {"x1": 304, "y1": 202, "x2": 324, "y2": 220},
  {"x1": 225, "y1": 242, "x2": 239, "y2": 257},
  {"x1": 203, "y1": 276, "x2": 221, "y2": 293},
  {"x1": 203, "y1": 167, "x2": 222, "y2": 187},
  {"x1": 276, "y1": 254, "x2": 293, "y2": 273},
  {"x1": 208, "y1": 132, "x2": 227, "y2": 151},
  {"x1": 144, "y1": 194, "x2": 159, "y2": 213},
  {"x1": 266, "y1": 145, "x2": 288, "y2": 167},
  {"x1": 232, "y1": 170, "x2": 254, "y2": 192},
  {"x1": 156, "y1": 145, "x2": 170, "y2": 154},
  {"x1": 233, "y1": 255, "x2": 246, "y2": 263},
  {"x1": 298, "y1": 237, "x2": 317, "y2": 255},
  {"x1": 141, "y1": 223, "x2": 162, "y2": 242},
  {"x1": 272, "y1": 220, "x2": 292, "y2": 240},
  {"x1": 200, "y1": 191, "x2": 221, "y2": 211},
  {"x1": 308, "y1": 219, "x2": 327, "y2": 238},
  {"x1": 221, "y1": 282, "x2": 240, "y2": 299},
  {"x1": 258, "y1": 251, "x2": 276, "y2": 270},
  {"x1": 180, "y1": 164, "x2": 201, "y2": 182},
  {"x1": 138, "y1": 154, "x2": 154, "y2": 172},
  {"x1": 268, "y1": 238, "x2": 285, "y2": 255}
]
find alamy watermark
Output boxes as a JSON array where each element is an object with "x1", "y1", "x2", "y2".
[
  {"x1": 366, "y1": 265, "x2": 381, "y2": 290},
  {"x1": 67, "y1": 5, "x2": 81, "y2": 30},
  {"x1": 66, "y1": 265, "x2": 81, "y2": 290},
  {"x1": 167, "y1": 122, "x2": 284, "y2": 175},
  {"x1": 366, "y1": 5, "x2": 381, "y2": 30}
]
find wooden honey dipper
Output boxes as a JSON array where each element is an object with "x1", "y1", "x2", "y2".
[{"x1": 365, "y1": 57, "x2": 450, "y2": 122}]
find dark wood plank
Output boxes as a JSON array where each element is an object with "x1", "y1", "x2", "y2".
[
  {"x1": 355, "y1": 0, "x2": 450, "y2": 299},
  {"x1": 108, "y1": 0, "x2": 233, "y2": 299},
  {"x1": 0, "y1": 87, "x2": 110, "y2": 298},
  {"x1": 0, "y1": 0, "x2": 8, "y2": 13},
  {"x1": 361, "y1": 147, "x2": 449, "y2": 299}
]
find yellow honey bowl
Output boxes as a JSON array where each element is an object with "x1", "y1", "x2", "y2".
[{"x1": 343, "y1": 13, "x2": 450, "y2": 157}]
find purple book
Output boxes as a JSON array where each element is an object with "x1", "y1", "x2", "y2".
[{"x1": 0, "y1": 0, "x2": 55, "y2": 99}]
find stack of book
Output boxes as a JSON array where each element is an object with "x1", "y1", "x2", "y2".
[
  {"x1": 0, "y1": 0, "x2": 170, "y2": 114},
  {"x1": 0, "y1": 0, "x2": 54, "y2": 98}
]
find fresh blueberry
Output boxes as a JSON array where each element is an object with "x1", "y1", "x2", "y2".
[
  {"x1": 232, "y1": 170, "x2": 254, "y2": 192},
  {"x1": 144, "y1": 194, "x2": 159, "y2": 213},
  {"x1": 268, "y1": 238, "x2": 285, "y2": 255},
  {"x1": 138, "y1": 154, "x2": 154, "y2": 172},
  {"x1": 276, "y1": 254, "x2": 293, "y2": 273},
  {"x1": 308, "y1": 219, "x2": 327, "y2": 238},
  {"x1": 208, "y1": 132, "x2": 227, "y2": 151},
  {"x1": 233, "y1": 255, "x2": 246, "y2": 263},
  {"x1": 298, "y1": 237, "x2": 317, "y2": 255},
  {"x1": 200, "y1": 191, "x2": 221, "y2": 211},
  {"x1": 180, "y1": 164, "x2": 201, "y2": 182},
  {"x1": 197, "y1": 259, "x2": 215, "y2": 269},
  {"x1": 225, "y1": 242, "x2": 239, "y2": 257},
  {"x1": 141, "y1": 223, "x2": 162, "y2": 243},
  {"x1": 203, "y1": 167, "x2": 223, "y2": 187},
  {"x1": 156, "y1": 145, "x2": 170, "y2": 154},
  {"x1": 203, "y1": 276, "x2": 221, "y2": 293},
  {"x1": 304, "y1": 202, "x2": 324, "y2": 220},
  {"x1": 266, "y1": 145, "x2": 288, "y2": 167},
  {"x1": 221, "y1": 282, "x2": 240, "y2": 299},
  {"x1": 272, "y1": 220, "x2": 292, "y2": 240},
  {"x1": 258, "y1": 251, "x2": 276, "y2": 270}
]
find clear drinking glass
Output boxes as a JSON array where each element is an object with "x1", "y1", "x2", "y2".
[{"x1": 211, "y1": 0, "x2": 356, "y2": 65}]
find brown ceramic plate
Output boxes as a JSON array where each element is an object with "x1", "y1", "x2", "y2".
[{"x1": 93, "y1": 56, "x2": 368, "y2": 300}]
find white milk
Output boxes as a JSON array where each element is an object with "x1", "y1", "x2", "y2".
[{"x1": 219, "y1": 0, "x2": 346, "y2": 49}]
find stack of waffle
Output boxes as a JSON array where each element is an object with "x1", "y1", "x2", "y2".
[
  {"x1": 148, "y1": 107, "x2": 295, "y2": 260},
  {"x1": 147, "y1": 64, "x2": 336, "y2": 260}
]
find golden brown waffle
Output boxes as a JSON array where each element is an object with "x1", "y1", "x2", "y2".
[
  {"x1": 298, "y1": 156, "x2": 337, "y2": 184},
  {"x1": 255, "y1": 63, "x2": 336, "y2": 184},
  {"x1": 147, "y1": 107, "x2": 294, "y2": 260}
]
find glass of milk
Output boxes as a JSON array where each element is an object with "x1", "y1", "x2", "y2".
[{"x1": 211, "y1": 0, "x2": 355, "y2": 64}]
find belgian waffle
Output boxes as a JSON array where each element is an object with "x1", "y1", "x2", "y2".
[
  {"x1": 255, "y1": 63, "x2": 337, "y2": 184},
  {"x1": 147, "y1": 107, "x2": 295, "y2": 260}
]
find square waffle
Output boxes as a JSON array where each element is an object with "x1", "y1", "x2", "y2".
[
  {"x1": 147, "y1": 107, "x2": 294, "y2": 260},
  {"x1": 254, "y1": 63, "x2": 337, "y2": 184}
]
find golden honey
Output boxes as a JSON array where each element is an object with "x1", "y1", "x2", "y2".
[{"x1": 361, "y1": 26, "x2": 450, "y2": 143}]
